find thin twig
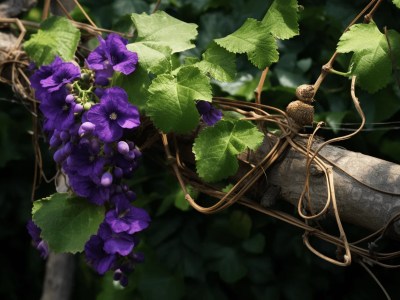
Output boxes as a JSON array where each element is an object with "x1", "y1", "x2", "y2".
[
  {"x1": 255, "y1": 67, "x2": 269, "y2": 105},
  {"x1": 358, "y1": 260, "x2": 391, "y2": 300},
  {"x1": 152, "y1": 0, "x2": 162, "y2": 14},
  {"x1": 313, "y1": 0, "x2": 378, "y2": 94}
]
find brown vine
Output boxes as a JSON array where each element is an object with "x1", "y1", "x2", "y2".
[{"x1": 1, "y1": 0, "x2": 400, "y2": 299}]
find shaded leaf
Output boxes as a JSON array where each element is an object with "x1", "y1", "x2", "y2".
[
  {"x1": 112, "y1": 65, "x2": 150, "y2": 110},
  {"x1": 32, "y1": 193, "x2": 104, "y2": 253},
  {"x1": 129, "y1": 11, "x2": 197, "y2": 74},
  {"x1": 337, "y1": 23, "x2": 400, "y2": 92},
  {"x1": 146, "y1": 66, "x2": 212, "y2": 133},
  {"x1": 214, "y1": 18, "x2": 278, "y2": 69},
  {"x1": 262, "y1": 0, "x2": 299, "y2": 40},
  {"x1": 193, "y1": 119, "x2": 264, "y2": 182},
  {"x1": 196, "y1": 42, "x2": 236, "y2": 82},
  {"x1": 24, "y1": 16, "x2": 80, "y2": 65}
]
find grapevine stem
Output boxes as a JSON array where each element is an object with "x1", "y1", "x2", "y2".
[
  {"x1": 312, "y1": 0, "x2": 378, "y2": 94},
  {"x1": 364, "y1": 0, "x2": 384, "y2": 23},
  {"x1": 55, "y1": 0, "x2": 74, "y2": 20},
  {"x1": 42, "y1": 0, "x2": 50, "y2": 20},
  {"x1": 153, "y1": 0, "x2": 162, "y2": 13},
  {"x1": 328, "y1": 68, "x2": 351, "y2": 77},
  {"x1": 255, "y1": 67, "x2": 269, "y2": 105},
  {"x1": 72, "y1": 0, "x2": 99, "y2": 30}
]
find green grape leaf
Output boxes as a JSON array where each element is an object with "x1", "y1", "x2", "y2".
[
  {"x1": 129, "y1": 11, "x2": 198, "y2": 74},
  {"x1": 146, "y1": 66, "x2": 212, "y2": 133},
  {"x1": 193, "y1": 119, "x2": 264, "y2": 182},
  {"x1": 127, "y1": 43, "x2": 172, "y2": 75},
  {"x1": 337, "y1": 23, "x2": 400, "y2": 93},
  {"x1": 112, "y1": 65, "x2": 150, "y2": 110},
  {"x1": 262, "y1": 0, "x2": 299, "y2": 40},
  {"x1": 24, "y1": 16, "x2": 80, "y2": 66},
  {"x1": 196, "y1": 42, "x2": 236, "y2": 82},
  {"x1": 32, "y1": 193, "x2": 105, "y2": 253},
  {"x1": 214, "y1": 18, "x2": 278, "y2": 69},
  {"x1": 393, "y1": 0, "x2": 400, "y2": 9}
]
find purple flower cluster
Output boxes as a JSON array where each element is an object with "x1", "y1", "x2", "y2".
[
  {"x1": 28, "y1": 34, "x2": 149, "y2": 286},
  {"x1": 196, "y1": 100, "x2": 222, "y2": 126},
  {"x1": 27, "y1": 220, "x2": 49, "y2": 259}
]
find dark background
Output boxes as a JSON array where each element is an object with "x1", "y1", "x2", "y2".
[{"x1": 1, "y1": 0, "x2": 400, "y2": 299}]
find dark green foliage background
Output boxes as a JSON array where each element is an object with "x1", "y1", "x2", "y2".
[{"x1": 2, "y1": 0, "x2": 400, "y2": 299}]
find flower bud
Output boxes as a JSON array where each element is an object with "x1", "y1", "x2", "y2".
[
  {"x1": 117, "y1": 141, "x2": 130, "y2": 155},
  {"x1": 113, "y1": 167, "x2": 123, "y2": 178},
  {"x1": 83, "y1": 102, "x2": 92, "y2": 110},
  {"x1": 74, "y1": 103, "x2": 84, "y2": 113},
  {"x1": 79, "y1": 122, "x2": 95, "y2": 136},
  {"x1": 59, "y1": 131, "x2": 70, "y2": 142},
  {"x1": 65, "y1": 94, "x2": 75, "y2": 103},
  {"x1": 101, "y1": 172, "x2": 113, "y2": 187}
]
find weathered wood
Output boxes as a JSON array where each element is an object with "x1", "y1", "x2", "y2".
[
  {"x1": 254, "y1": 138, "x2": 400, "y2": 234},
  {"x1": 0, "y1": 0, "x2": 36, "y2": 18},
  {"x1": 41, "y1": 253, "x2": 75, "y2": 300}
]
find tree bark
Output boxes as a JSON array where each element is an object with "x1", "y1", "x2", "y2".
[
  {"x1": 0, "y1": 0, "x2": 36, "y2": 17},
  {"x1": 252, "y1": 137, "x2": 400, "y2": 235},
  {"x1": 41, "y1": 253, "x2": 75, "y2": 300}
]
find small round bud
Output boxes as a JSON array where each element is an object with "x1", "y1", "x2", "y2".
[
  {"x1": 101, "y1": 172, "x2": 113, "y2": 187},
  {"x1": 49, "y1": 131, "x2": 61, "y2": 148},
  {"x1": 126, "y1": 190, "x2": 136, "y2": 201},
  {"x1": 81, "y1": 73, "x2": 90, "y2": 82},
  {"x1": 65, "y1": 94, "x2": 75, "y2": 104},
  {"x1": 117, "y1": 141, "x2": 130, "y2": 155},
  {"x1": 113, "y1": 167, "x2": 124, "y2": 178},
  {"x1": 83, "y1": 102, "x2": 93, "y2": 110},
  {"x1": 65, "y1": 83, "x2": 73, "y2": 91},
  {"x1": 286, "y1": 100, "x2": 314, "y2": 126},
  {"x1": 79, "y1": 122, "x2": 95, "y2": 136},
  {"x1": 74, "y1": 103, "x2": 84, "y2": 113},
  {"x1": 295, "y1": 84, "x2": 315, "y2": 102},
  {"x1": 59, "y1": 131, "x2": 70, "y2": 142},
  {"x1": 126, "y1": 150, "x2": 136, "y2": 160},
  {"x1": 132, "y1": 148, "x2": 142, "y2": 158}
]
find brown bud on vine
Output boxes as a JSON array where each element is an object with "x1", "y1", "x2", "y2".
[
  {"x1": 286, "y1": 100, "x2": 314, "y2": 126},
  {"x1": 295, "y1": 84, "x2": 315, "y2": 102}
]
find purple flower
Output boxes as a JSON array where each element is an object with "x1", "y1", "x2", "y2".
[
  {"x1": 65, "y1": 142, "x2": 104, "y2": 177},
  {"x1": 40, "y1": 61, "x2": 80, "y2": 92},
  {"x1": 68, "y1": 173, "x2": 110, "y2": 205},
  {"x1": 85, "y1": 234, "x2": 116, "y2": 274},
  {"x1": 196, "y1": 100, "x2": 223, "y2": 126},
  {"x1": 87, "y1": 33, "x2": 138, "y2": 76},
  {"x1": 98, "y1": 223, "x2": 136, "y2": 256},
  {"x1": 87, "y1": 87, "x2": 140, "y2": 142},
  {"x1": 30, "y1": 56, "x2": 80, "y2": 103},
  {"x1": 105, "y1": 202, "x2": 150, "y2": 234},
  {"x1": 39, "y1": 88, "x2": 75, "y2": 131},
  {"x1": 27, "y1": 220, "x2": 49, "y2": 259},
  {"x1": 30, "y1": 57, "x2": 63, "y2": 101}
]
